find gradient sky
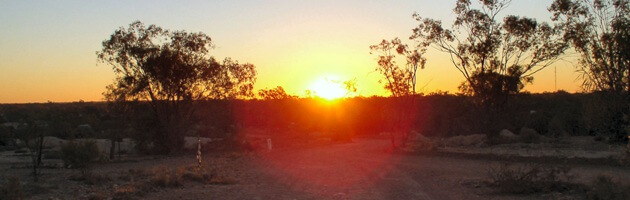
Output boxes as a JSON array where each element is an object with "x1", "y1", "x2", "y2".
[{"x1": 0, "y1": 0, "x2": 581, "y2": 103}]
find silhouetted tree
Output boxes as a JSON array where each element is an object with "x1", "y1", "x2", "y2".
[
  {"x1": 370, "y1": 38, "x2": 426, "y2": 148},
  {"x1": 550, "y1": 0, "x2": 630, "y2": 142},
  {"x1": 370, "y1": 38, "x2": 426, "y2": 97},
  {"x1": 411, "y1": 0, "x2": 567, "y2": 106},
  {"x1": 15, "y1": 119, "x2": 46, "y2": 182},
  {"x1": 550, "y1": 0, "x2": 630, "y2": 93},
  {"x1": 97, "y1": 21, "x2": 257, "y2": 153},
  {"x1": 258, "y1": 86, "x2": 297, "y2": 100}
]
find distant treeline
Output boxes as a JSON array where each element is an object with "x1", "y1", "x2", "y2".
[{"x1": 1, "y1": 92, "x2": 627, "y2": 143}]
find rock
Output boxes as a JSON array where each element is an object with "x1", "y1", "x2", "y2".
[
  {"x1": 412, "y1": 133, "x2": 434, "y2": 150},
  {"x1": 42, "y1": 136, "x2": 67, "y2": 150},
  {"x1": 460, "y1": 134, "x2": 487, "y2": 146},
  {"x1": 441, "y1": 134, "x2": 486, "y2": 147},
  {"x1": 499, "y1": 129, "x2": 516, "y2": 138},
  {"x1": 413, "y1": 132, "x2": 430, "y2": 143},
  {"x1": 519, "y1": 127, "x2": 538, "y2": 136},
  {"x1": 519, "y1": 127, "x2": 542, "y2": 143}
]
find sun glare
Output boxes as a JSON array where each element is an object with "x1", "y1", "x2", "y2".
[{"x1": 309, "y1": 77, "x2": 347, "y2": 100}]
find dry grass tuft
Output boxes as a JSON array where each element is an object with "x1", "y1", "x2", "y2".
[
  {"x1": 178, "y1": 165, "x2": 237, "y2": 185},
  {"x1": 112, "y1": 181, "x2": 153, "y2": 200},
  {"x1": 486, "y1": 163, "x2": 574, "y2": 194},
  {"x1": 150, "y1": 167, "x2": 183, "y2": 188}
]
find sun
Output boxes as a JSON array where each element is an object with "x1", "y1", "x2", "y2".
[{"x1": 309, "y1": 76, "x2": 348, "y2": 100}]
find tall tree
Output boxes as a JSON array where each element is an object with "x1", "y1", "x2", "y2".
[
  {"x1": 97, "y1": 21, "x2": 257, "y2": 153},
  {"x1": 370, "y1": 38, "x2": 426, "y2": 97},
  {"x1": 411, "y1": 0, "x2": 567, "y2": 105},
  {"x1": 550, "y1": 0, "x2": 630, "y2": 142},
  {"x1": 370, "y1": 38, "x2": 426, "y2": 148},
  {"x1": 550, "y1": 0, "x2": 630, "y2": 93}
]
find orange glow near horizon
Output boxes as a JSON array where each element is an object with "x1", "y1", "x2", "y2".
[{"x1": 308, "y1": 76, "x2": 349, "y2": 100}]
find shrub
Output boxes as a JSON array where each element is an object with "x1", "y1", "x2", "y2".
[
  {"x1": 179, "y1": 165, "x2": 236, "y2": 185},
  {"x1": 487, "y1": 163, "x2": 573, "y2": 194},
  {"x1": 0, "y1": 177, "x2": 23, "y2": 200},
  {"x1": 150, "y1": 167, "x2": 182, "y2": 188},
  {"x1": 113, "y1": 181, "x2": 153, "y2": 200},
  {"x1": 582, "y1": 93, "x2": 629, "y2": 143},
  {"x1": 587, "y1": 175, "x2": 630, "y2": 200},
  {"x1": 61, "y1": 140, "x2": 100, "y2": 175}
]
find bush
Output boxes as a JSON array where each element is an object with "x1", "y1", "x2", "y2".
[
  {"x1": 150, "y1": 167, "x2": 182, "y2": 188},
  {"x1": 61, "y1": 140, "x2": 100, "y2": 174},
  {"x1": 149, "y1": 165, "x2": 236, "y2": 188},
  {"x1": 113, "y1": 181, "x2": 153, "y2": 200},
  {"x1": 587, "y1": 175, "x2": 630, "y2": 200},
  {"x1": 0, "y1": 177, "x2": 23, "y2": 200},
  {"x1": 487, "y1": 163, "x2": 573, "y2": 194},
  {"x1": 582, "y1": 93, "x2": 629, "y2": 143},
  {"x1": 179, "y1": 165, "x2": 236, "y2": 185}
]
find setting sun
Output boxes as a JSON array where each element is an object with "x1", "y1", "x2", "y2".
[{"x1": 309, "y1": 76, "x2": 348, "y2": 100}]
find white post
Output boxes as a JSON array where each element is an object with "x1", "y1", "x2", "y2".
[{"x1": 267, "y1": 138, "x2": 273, "y2": 151}]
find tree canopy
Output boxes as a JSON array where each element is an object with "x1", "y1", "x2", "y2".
[
  {"x1": 411, "y1": 0, "x2": 567, "y2": 104},
  {"x1": 97, "y1": 21, "x2": 257, "y2": 153},
  {"x1": 370, "y1": 38, "x2": 426, "y2": 97},
  {"x1": 550, "y1": 0, "x2": 630, "y2": 93}
]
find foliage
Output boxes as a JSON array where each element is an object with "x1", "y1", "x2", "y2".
[
  {"x1": 369, "y1": 38, "x2": 426, "y2": 97},
  {"x1": 97, "y1": 21, "x2": 257, "y2": 153},
  {"x1": 487, "y1": 163, "x2": 573, "y2": 194},
  {"x1": 411, "y1": 0, "x2": 567, "y2": 105},
  {"x1": 581, "y1": 92, "x2": 629, "y2": 142},
  {"x1": 61, "y1": 140, "x2": 100, "y2": 174},
  {"x1": 258, "y1": 86, "x2": 297, "y2": 100},
  {"x1": 550, "y1": 0, "x2": 630, "y2": 93},
  {"x1": 370, "y1": 37, "x2": 426, "y2": 148},
  {"x1": 150, "y1": 167, "x2": 183, "y2": 188}
]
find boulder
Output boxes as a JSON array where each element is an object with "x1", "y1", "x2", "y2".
[
  {"x1": 499, "y1": 129, "x2": 517, "y2": 138},
  {"x1": 441, "y1": 134, "x2": 486, "y2": 147},
  {"x1": 519, "y1": 127, "x2": 543, "y2": 143},
  {"x1": 414, "y1": 133, "x2": 431, "y2": 143},
  {"x1": 460, "y1": 134, "x2": 487, "y2": 146},
  {"x1": 42, "y1": 136, "x2": 67, "y2": 150},
  {"x1": 519, "y1": 127, "x2": 539, "y2": 136}
]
